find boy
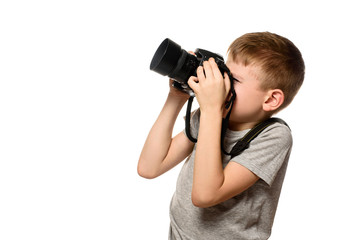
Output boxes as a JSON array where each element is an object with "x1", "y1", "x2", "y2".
[{"x1": 138, "y1": 32, "x2": 305, "y2": 240}]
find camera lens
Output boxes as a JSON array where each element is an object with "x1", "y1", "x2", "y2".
[
  {"x1": 150, "y1": 38, "x2": 199, "y2": 84},
  {"x1": 150, "y1": 39, "x2": 182, "y2": 76}
]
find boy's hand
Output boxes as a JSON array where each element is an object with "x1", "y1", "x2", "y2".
[
  {"x1": 188, "y1": 58, "x2": 231, "y2": 113},
  {"x1": 168, "y1": 79, "x2": 190, "y2": 100}
]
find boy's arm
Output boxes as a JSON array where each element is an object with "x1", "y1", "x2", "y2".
[
  {"x1": 192, "y1": 110, "x2": 259, "y2": 208},
  {"x1": 188, "y1": 59, "x2": 259, "y2": 208},
  {"x1": 138, "y1": 82, "x2": 195, "y2": 179}
]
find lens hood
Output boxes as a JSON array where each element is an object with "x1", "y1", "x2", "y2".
[{"x1": 150, "y1": 38, "x2": 182, "y2": 76}]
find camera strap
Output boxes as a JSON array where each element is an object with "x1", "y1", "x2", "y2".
[
  {"x1": 223, "y1": 117, "x2": 289, "y2": 158},
  {"x1": 185, "y1": 96, "x2": 198, "y2": 143}
]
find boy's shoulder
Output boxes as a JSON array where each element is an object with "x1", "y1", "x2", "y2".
[
  {"x1": 230, "y1": 121, "x2": 292, "y2": 186},
  {"x1": 226, "y1": 118, "x2": 291, "y2": 158},
  {"x1": 260, "y1": 120, "x2": 292, "y2": 144}
]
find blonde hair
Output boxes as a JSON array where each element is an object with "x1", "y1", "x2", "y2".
[{"x1": 228, "y1": 32, "x2": 305, "y2": 111}]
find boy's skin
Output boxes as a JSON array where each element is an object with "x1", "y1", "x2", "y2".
[{"x1": 138, "y1": 56, "x2": 285, "y2": 208}]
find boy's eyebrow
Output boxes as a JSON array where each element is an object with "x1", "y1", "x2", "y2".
[{"x1": 230, "y1": 72, "x2": 242, "y2": 82}]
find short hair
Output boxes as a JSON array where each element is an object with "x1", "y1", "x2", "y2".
[{"x1": 227, "y1": 32, "x2": 305, "y2": 111}]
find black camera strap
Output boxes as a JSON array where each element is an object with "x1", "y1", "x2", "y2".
[
  {"x1": 185, "y1": 96, "x2": 197, "y2": 143},
  {"x1": 224, "y1": 117, "x2": 289, "y2": 158}
]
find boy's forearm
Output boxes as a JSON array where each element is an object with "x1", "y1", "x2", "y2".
[
  {"x1": 192, "y1": 109, "x2": 225, "y2": 203},
  {"x1": 138, "y1": 94, "x2": 187, "y2": 178}
]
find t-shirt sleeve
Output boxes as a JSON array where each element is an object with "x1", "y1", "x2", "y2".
[{"x1": 230, "y1": 123, "x2": 292, "y2": 186}]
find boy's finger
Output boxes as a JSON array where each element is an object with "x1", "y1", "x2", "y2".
[
  {"x1": 188, "y1": 76, "x2": 199, "y2": 92},
  {"x1": 196, "y1": 66, "x2": 205, "y2": 82},
  {"x1": 209, "y1": 58, "x2": 223, "y2": 80},
  {"x1": 202, "y1": 60, "x2": 214, "y2": 79}
]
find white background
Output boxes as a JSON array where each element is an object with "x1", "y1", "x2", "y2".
[{"x1": 1, "y1": 0, "x2": 359, "y2": 239}]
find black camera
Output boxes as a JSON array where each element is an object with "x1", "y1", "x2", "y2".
[
  {"x1": 149, "y1": 38, "x2": 237, "y2": 145},
  {"x1": 150, "y1": 38, "x2": 230, "y2": 95}
]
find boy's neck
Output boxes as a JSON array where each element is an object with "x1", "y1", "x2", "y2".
[
  {"x1": 228, "y1": 114, "x2": 273, "y2": 132},
  {"x1": 228, "y1": 120, "x2": 260, "y2": 131}
]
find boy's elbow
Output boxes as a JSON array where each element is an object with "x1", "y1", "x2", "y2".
[
  {"x1": 191, "y1": 192, "x2": 217, "y2": 208},
  {"x1": 137, "y1": 169, "x2": 155, "y2": 179},
  {"x1": 137, "y1": 161, "x2": 159, "y2": 179}
]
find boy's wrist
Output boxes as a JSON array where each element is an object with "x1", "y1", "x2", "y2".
[
  {"x1": 163, "y1": 94, "x2": 189, "y2": 115},
  {"x1": 200, "y1": 106, "x2": 224, "y2": 117},
  {"x1": 167, "y1": 93, "x2": 189, "y2": 105},
  {"x1": 200, "y1": 107, "x2": 223, "y2": 122}
]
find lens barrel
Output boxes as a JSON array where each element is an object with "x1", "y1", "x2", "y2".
[{"x1": 150, "y1": 38, "x2": 199, "y2": 84}]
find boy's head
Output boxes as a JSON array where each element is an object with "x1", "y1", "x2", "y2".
[{"x1": 227, "y1": 32, "x2": 305, "y2": 113}]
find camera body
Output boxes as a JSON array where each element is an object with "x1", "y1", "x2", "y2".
[{"x1": 150, "y1": 38, "x2": 230, "y2": 95}]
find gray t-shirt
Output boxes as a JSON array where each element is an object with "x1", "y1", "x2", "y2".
[{"x1": 169, "y1": 109, "x2": 292, "y2": 240}]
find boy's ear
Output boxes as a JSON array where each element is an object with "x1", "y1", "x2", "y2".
[{"x1": 263, "y1": 89, "x2": 284, "y2": 112}]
